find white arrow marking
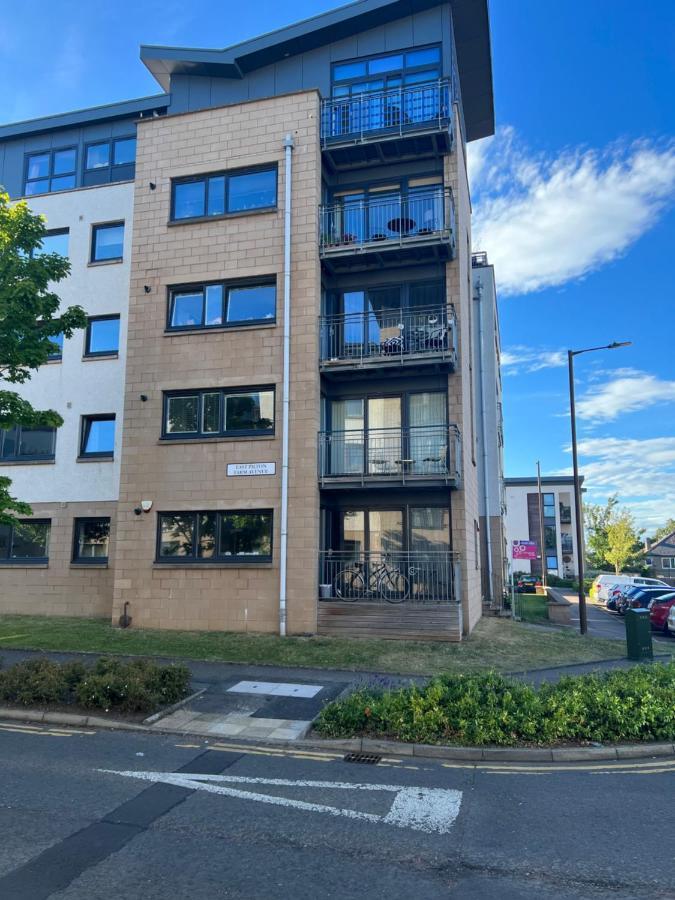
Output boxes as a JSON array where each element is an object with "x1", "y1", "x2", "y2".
[{"x1": 100, "y1": 770, "x2": 462, "y2": 834}]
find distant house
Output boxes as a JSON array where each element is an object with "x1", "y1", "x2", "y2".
[{"x1": 644, "y1": 531, "x2": 675, "y2": 587}]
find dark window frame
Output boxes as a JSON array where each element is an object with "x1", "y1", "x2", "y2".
[
  {"x1": 170, "y1": 164, "x2": 278, "y2": 222},
  {"x1": 79, "y1": 414, "x2": 116, "y2": 459},
  {"x1": 155, "y1": 509, "x2": 273, "y2": 565},
  {"x1": 83, "y1": 136, "x2": 137, "y2": 186},
  {"x1": 166, "y1": 277, "x2": 277, "y2": 332},
  {"x1": 0, "y1": 425, "x2": 56, "y2": 462},
  {"x1": 331, "y1": 44, "x2": 443, "y2": 95},
  {"x1": 23, "y1": 146, "x2": 77, "y2": 196},
  {"x1": 72, "y1": 516, "x2": 111, "y2": 564},
  {"x1": 84, "y1": 135, "x2": 136, "y2": 171},
  {"x1": 33, "y1": 228, "x2": 70, "y2": 259},
  {"x1": 161, "y1": 386, "x2": 276, "y2": 441},
  {"x1": 84, "y1": 315, "x2": 121, "y2": 358},
  {"x1": 0, "y1": 518, "x2": 50, "y2": 564},
  {"x1": 90, "y1": 221, "x2": 125, "y2": 263}
]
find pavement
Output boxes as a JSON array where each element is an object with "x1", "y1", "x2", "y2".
[{"x1": 0, "y1": 723, "x2": 673, "y2": 899}]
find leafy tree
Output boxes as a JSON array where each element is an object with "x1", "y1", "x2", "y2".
[
  {"x1": 0, "y1": 191, "x2": 87, "y2": 523},
  {"x1": 650, "y1": 518, "x2": 675, "y2": 544},
  {"x1": 605, "y1": 509, "x2": 644, "y2": 575},
  {"x1": 584, "y1": 495, "x2": 618, "y2": 570}
]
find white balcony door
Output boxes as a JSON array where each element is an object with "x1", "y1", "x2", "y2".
[{"x1": 408, "y1": 392, "x2": 447, "y2": 474}]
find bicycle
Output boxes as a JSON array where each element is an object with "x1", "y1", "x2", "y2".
[{"x1": 333, "y1": 558, "x2": 410, "y2": 603}]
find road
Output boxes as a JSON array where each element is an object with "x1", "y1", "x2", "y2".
[
  {"x1": 0, "y1": 724, "x2": 673, "y2": 899},
  {"x1": 565, "y1": 592, "x2": 673, "y2": 646}
]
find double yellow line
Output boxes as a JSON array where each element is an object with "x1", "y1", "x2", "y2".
[{"x1": 0, "y1": 722, "x2": 95, "y2": 738}]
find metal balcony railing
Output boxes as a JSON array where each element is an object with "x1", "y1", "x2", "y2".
[
  {"x1": 318, "y1": 549, "x2": 460, "y2": 605},
  {"x1": 320, "y1": 79, "x2": 452, "y2": 145},
  {"x1": 318, "y1": 423, "x2": 461, "y2": 484},
  {"x1": 320, "y1": 187, "x2": 455, "y2": 254},
  {"x1": 320, "y1": 305, "x2": 456, "y2": 366}
]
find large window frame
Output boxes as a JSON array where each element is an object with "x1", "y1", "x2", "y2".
[
  {"x1": 170, "y1": 165, "x2": 278, "y2": 222},
  {"x1": 72, "y1": 517, "x2": 111, "y2": 564},
  {"x1": 167, "y1": 278, "x2": 277, "y2": 332},
  {"x1": 0, "y1": 425, "x2": 56, "y2": 462},
  {"x1": 0, "y1": 519, "x2": 50, "y2": 564},
  {"x1": 79, "y1": 414, "x2": 116, "y2": 460},
  {"x1": 331, "y1": 45, "x2": 442, "y2": 97},
  {"x1": 162, "y1": 386, "x2": 275, "y2": 441},
  {"x1": 83, "y1": 136, "x2": 136, "y2": 186},
  {"x1": 90, "y1": 222, "x2": 125, "y2": 263},
  {"x1": 24, "y1": 147, "x2": 77, "y2": 196},
  {"x1": 156, "y1": 510, "x2": 273, "y2": 564},
  {"x1": 84, "y1": 315, "x2": 121, "y2": 358}
]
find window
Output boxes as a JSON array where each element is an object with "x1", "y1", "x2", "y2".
[
  {"x1": 168, "y1": 280, "x2": 276, "y2": 330},
  {"x1": 163, "y1": 388, "x2": 274, "y2": 439},
  {"x1": 85, "y1": 316, "x2": 120, "y2": 356},
  {"x1": 34, "y1": 229, "x2": 69, "y2": 258},
  {"x1": 83, "y1": 137, "x2": 136, "y2": 186},
  {"x1": 91, "y1": 222, "x2": 124, "y2": 262},
  {"x1": 0, "y1": 425, "x2": 56, "y2": 462},
  {"x1": 332, "y1": 46, "x2": 441, "y2": 96},
  {"x1": 0, "y1": 519, "x2": 50, "y2": 563},
  {"x1": 24, "y1": 148, "x2": 76, "y2": 195},
  {"x1": 72, "y1": 517, "x2": 110, "y2": 563},
  {"x1": 80, "y1": 415, "x2": 115, "y2": 458},
  {"x1": 662, "y1": 557, "x2": 675, "y2": 570},
  {"x1": 171, "y1": 166, "x2": 277, "y2": 221},
  {"x1": 157, "y1": 511, "x2": 272, "y2": 563},
  {"x1": 47, "y1": 333, "x2": 64, "y2": 361}
]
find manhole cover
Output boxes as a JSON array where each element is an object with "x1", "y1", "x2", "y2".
[{"x1": 343, "y1": 752, "x2": 382, "y2": 765}]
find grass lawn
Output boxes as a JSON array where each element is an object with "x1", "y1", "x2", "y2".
[
  {"x1": 0, "y1": 614, "x2": 644, "y2": 677},
  {"x1": 516, "y1": 593, "x2": 549, "y2": 624}
]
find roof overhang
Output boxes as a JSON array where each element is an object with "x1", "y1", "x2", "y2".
[{"x1": 141, "y1": 0, "x2": 494, "y2": 141}]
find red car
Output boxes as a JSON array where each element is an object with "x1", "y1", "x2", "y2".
[{"x1": 648, "y1": 592, "x2": 675, "y2": 634}]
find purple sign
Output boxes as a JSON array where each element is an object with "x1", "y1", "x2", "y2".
[{"x1": 512, "y1": 540, "x2": 539, "y2": 561}]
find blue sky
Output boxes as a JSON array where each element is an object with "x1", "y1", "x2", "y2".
[{"x1": 2, "y1": 0, "x2": 674, "y2": 530}]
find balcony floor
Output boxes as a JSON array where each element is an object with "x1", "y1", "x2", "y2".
[
  {"x1": 322, "y1": 126, "x2": 452, "y2": 172},
  {"x1": 320, "y1": 233, "x2": 454, "y2": 274},
  {"x1": 317, "y1": 600, "x2": 461, "y2": 641},
  {"x1": 320, "y1": 348, "x2": 456, "y2": 377},
  {"x1": 320, "y1": 474, "x2": 459, "y2": 490}
]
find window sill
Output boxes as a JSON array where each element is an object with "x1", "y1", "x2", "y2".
[
  {"x1": 167, "y1": 206, "x2": 277, "y2": 227},
  {"x1": 77, "y1": 455, "x2": 114, "y2": 463},
  {"x1": 0, "y1": 458, "x2": 55, "y2": 467},
  {"x1": 153, "y1": 561, "x2": 273, "y2": 569},
  {"x1": 157, "y1": 434, "x2": 276, "y2": 446},
  {"x1": 45, "y1": 357, "x2": 62, "y2": 365},
  {"x1": 70, "y1": 562, "x2": 109, "y2": 569},
  {"x1": 87, "y1": 258, "x2": 123, "y2": 268},
  {"x1": 0, "y1": 561, "x2": 49, "y2": 568},
  {"x1": 163, "y1": 322, "x2": 277, "y2": 337},
  {"x1": 82, "y1": 353, "x2": 119, "y2": 361}
]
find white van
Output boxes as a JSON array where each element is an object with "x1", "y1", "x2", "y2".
[{"x1": 591, "y1": 573, "x2": 670, "y2": 601}]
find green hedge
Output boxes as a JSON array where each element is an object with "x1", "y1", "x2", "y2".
[
  {"x1": 315, "y1": 664, "x2": 675, "y2": 746},
  {"x1": 0, "y1": 657, "x2": 190, "y2": 713}
]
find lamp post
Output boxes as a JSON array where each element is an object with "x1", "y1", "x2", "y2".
[{"x1": 568, "y1": 341, "x2": 631, "y2": 634}]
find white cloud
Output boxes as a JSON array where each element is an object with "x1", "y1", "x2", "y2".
[
  {"x1": 576, "y1": 370, "x2": 675, "y2": 421},
  {"x1": 500, "y1": 345, "x2": 567, "y2": 375},
  {"x1": 470, "y1": 128, "x2": 675, "y2": 295},
  {"x1": 557, "y1": 436, "x2": 675, "y2": 529}
]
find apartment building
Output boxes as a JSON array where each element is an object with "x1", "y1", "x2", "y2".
[
  {"x1": 504, "y1": 476, "x2": 583, "y2": 580},
  {"x1": 0, "y1": 0, "x2": 496, "y2": 641},
  {"x1": 472, "y1": 252, "x2": 506, "y2": 603}
]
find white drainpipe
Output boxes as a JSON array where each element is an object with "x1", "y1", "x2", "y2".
[
  {"x1": 474, "y1": 281, "x2": 494, "y2": 603},
  {"x1": 279, "y1": 132, "x2": 294, "y2": 637}
]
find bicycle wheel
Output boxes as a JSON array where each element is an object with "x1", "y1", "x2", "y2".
[
  {"x1": 378, "y1": 569, "x2": 410, "y2": 603},
  {"x1": 334, "y1": 567, "x2": 365, "y2": 601}
]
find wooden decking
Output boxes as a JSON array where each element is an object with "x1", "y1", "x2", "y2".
[{"x1": 317, "y1": 601, "x2": 461, "y2": 642}]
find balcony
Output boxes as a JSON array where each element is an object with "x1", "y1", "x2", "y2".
[
  {"x1": 559, "y1": 505, "x2": 572, "y2": 524},
  {"x1": 561, "y1": 536, "x2": 574, "y2": 555},
  {"x1": 317, "y1": 550, "x2": 462, "y2": 640},
  {"x1": 320, "y1": 80, "x2": 453, "y2": 170},
  {"x1": 320, "y1": 305, "x2": 456, "y2": 375},
  {"x1": 318, "y1": 423, "x2": 461, "y2": 488},
  {"x1": 319, "y1": 187, "x2": 455, "y2": 273}
]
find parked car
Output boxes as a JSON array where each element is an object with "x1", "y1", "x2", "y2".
[
  {"x1": 615, "y1": 585, "x2": 675, "y2": 616},
  {"x1": 516, "y1": 575, "x2": 541, "y2": 593},
  {"x1": 648, "y1": 592, "x2": 675, "y2": 634},
  {"x1": 668, "y1": 604, "x2": 675, "y2": 636},
  {"x1": 605, "y1": 585, "x2": 625, "y2": 611},
  {"x1": 591, "y1": 573, "x2": 669, "y2": 602}
]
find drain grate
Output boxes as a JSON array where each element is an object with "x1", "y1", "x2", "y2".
[{"x1": 343, "y1": 752, "x2": 382, "y2": 765}]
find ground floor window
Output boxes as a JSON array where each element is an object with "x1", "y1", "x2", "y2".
[
  {"x1": 72, "y1": 517, "x2": 110, "y2": 563},
  {"x1": 326, "y1": 505, "x2": 450, "y2": 555},
  {"x1": 0, "y1": 520, "x2": 50, "y2": 563},
  {"x1": 156, "y1": 511, "x2": 272, "y2": 563}
]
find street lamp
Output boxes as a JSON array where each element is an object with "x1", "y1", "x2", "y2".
[{"x1": 568, "y1": 341, "x2": 631, "y2": 634}]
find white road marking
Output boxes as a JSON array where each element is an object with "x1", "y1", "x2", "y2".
[
  {"x1": 101, "y1": 770, "x2": 462, "y2": 834},
  {"x1": 227, "y1": 681, "x2": 323, "y2": 698}
]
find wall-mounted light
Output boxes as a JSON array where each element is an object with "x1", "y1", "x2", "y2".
[
  {"x1": 144, "y1": 285, "x2": 152, "y2": 293},
  {"x1": 149, "y1": 182, "x2": 156, "y2": 190},
  {"x1": 139, "y1": 394, "x2": 148, "y2": 402},
  {"x1": 141, "y1": 499, "x2": 153, "y2": 513}
]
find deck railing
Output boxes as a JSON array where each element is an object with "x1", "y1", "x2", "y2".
[
  {"x1": 320, "y1": 187, "x2": 454, "y2": 254},
  {"x1": 318, "y1": 550, "x2": 460, "y2": 605},
  {"x1": 320, "y1": 305, "x2": 455, "y2": 365},
  {"x1": 320, "y1": 79, "x2": 452, "y2": 145},
  {"x1": 318, "y1": 423, "x2": 461, "y2": 483}
]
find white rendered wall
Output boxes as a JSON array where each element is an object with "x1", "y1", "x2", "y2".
[
  {"x1": 504, "y1": 484, "x2": 533, "y2": 574},
  {"x1": 4, "y1": 182, "x2": 132, "y2": 503}
]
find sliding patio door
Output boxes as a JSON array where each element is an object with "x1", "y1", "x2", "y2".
[
  {"x1": 408, "y1": 392, "x2": 447, "y2": 474},
  {"x1": 367, "y1": 397, "x2": 401, "y2": 475}
]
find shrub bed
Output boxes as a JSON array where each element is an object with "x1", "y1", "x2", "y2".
[
  {"x1": 315, "y1": 663, "x2": 675, "y2": 746},
  {"x1": 0, "y1": 657, "x2": 190, "y2": 714}
]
